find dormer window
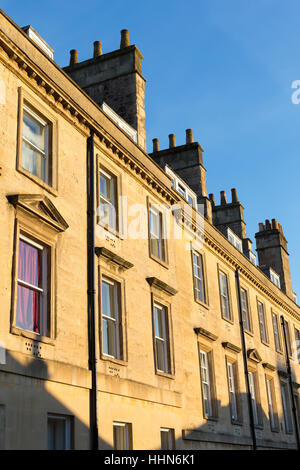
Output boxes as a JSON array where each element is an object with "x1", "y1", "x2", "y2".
[
  {"x1": 227, "y1": 228, "x2": 242, "y2": 252},
  {"x1": 165, "y1": 165, "x2": 197, "y2": 207},
  {"x1": 249, "y1": 251, "x2": 257, "y2": 266},
  {"x1": 270, "y1": 268, "x2": 280, "y2": 288}
]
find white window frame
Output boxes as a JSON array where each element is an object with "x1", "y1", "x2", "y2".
[
  {"x1": 160, "y1": 428, "x2": 175, "y2": 450},
  {"x1": 257, "y1": 301, "x2": 268, "y2": 343},
  {"x1": 266, "y1": 377, "x2": 276, "y2": 430},
  {"x1": 249, "y1": 251, "x2": 257, "y2": 266},
  {"x1": 154, "y1": 303, "x2": 170, "y2": 374},
  {"x1": 219, "y1": 270, "x2": 231, "y2": 320},
  {"x1": 270, "y1": 268, "x2": 281, "y2": 288},
  {"x1": 248, "y1": 371, "x2": 258, "y2": 426},
  {"x1": 165, "y1": 165, "x2": 197, "y2": 207},
  {"x1": 280, "y1": 382, "x2": 293, "y2": 433},
  {"x1": 113, "y1": 422, "x2": 132, "y2": 450},
  {"x1": 149, "y1": 206, "x2": 166, "y2": 262},
  {"x1": 227, "y1": 361, "x2": 238, "y2": 421},
  {"x1": 199, "y1": 350, "x2": 213, "y2": 418},
  {"x1": 47, "y1": 414, "x2": 72, "y2": 450},
  {"x1": 22, "y1": 104, "x2": 50, "y2": 184},
  {"x1": 99, "y1": 168, "x2": 118, "y2": 231},
  {"x1": 227, "y1": 228, "x2": 242, "y2": 252},
  {"x1": 101, "y1": 277, "x2": 121, "y2": 359},
  {"x1": 272, "y1": 313, "x2": 282, "y2": 352},
  {"x1": 241, "y1": 288, "x2": 251, "y2": 332},
  {"x1": 192, "y1": 251, "x2": 206, "y2": 304},
  {"x1": 17, "y1": 234, "x2": 49, "y2": 336}
]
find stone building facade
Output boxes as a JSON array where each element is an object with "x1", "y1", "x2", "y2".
[{"x1": 0, "y1": 9, "x2": 299, "y2": 450}]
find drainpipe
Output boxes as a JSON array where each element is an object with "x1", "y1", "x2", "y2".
[
  {"x1": 87, "y1": 132, "x2": 98, "y2": 450},
  {"x1": 280, "y1": 315, "x2": 300, "y2": 450},
  {"x1": 235, "y1": 268, "x2": 257, "y2": 450}
]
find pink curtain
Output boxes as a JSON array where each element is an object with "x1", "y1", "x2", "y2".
[{"x1": 16, "y1": 240, "x2": 40, "y2": 333}]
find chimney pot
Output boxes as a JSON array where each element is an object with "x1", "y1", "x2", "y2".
[
  {"x1": 231, "y1": 188, "x2": 239, "y2": 203},
  {"x1": 265, "y1": 219, "x2": 271, "y2": 230},
  {"x1": 186, "y1": 128, "x2": 194, "y2": 144},
  {"x1": 209, "y1": 193, "x2": 215, "y2": 206},
  {"x1": 220, "y1": 190, "x2": 227, "y2": 205},
  {"x1": 152, "y1": 138, "x2": 159, "y2": 152},
  {"x1": 259, "y1": 222, "x2": 265, "y2": 232},
  {"x1": 69, "y1": 49, "x2": 78, "y2": 66},
  {"x1": 93, "y1": 41, "x2": 102, "y2": 58},
  {"x1": 169, "y1": 134, "x2": 176, "y2": 148},
  {"x1": 120, "y1": 29, "x2": 130, "y2": 48},
  {"x1": 272, "y1": 218, "x2": 279, "y2": 230}
]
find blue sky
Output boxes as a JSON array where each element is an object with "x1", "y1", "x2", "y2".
[{"x1": 3, "y1": 0, "x2": 300, "y2": 296}]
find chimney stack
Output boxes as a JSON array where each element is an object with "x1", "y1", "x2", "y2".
[
  {"x1": 120, "y1": 29, "x2": 130, "y2": 48},
  {"x1": 64, "y1": 30, "x2": 146, "y2": 150},
  {"x1": 69, "y1": 49, "x2": 78, "y2": 66},
  {"x1": 149, "y1": 131, "x2": 212, "y2": 222},
  {"x1": 93, "y1": 41, "x2": 102, "y2": 58},
  {"x1": 255, "y1": 219, "x2": 293, "y2": 299},
  {"x1": 211, "y1": 188, "x2": 246, "y2": 240}
]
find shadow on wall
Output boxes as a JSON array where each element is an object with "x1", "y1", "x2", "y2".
[
  {"x1": 0, "y1": 349, "x2": 112, "y2": 450},
  {"x1": 178, "y1": 363, "x2": 299, "y2": 451},
  {"x1": 0, "y1": 349, "x2": 299, "y2": 450}
]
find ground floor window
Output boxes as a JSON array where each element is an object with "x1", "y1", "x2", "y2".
[
  {"x1": 160, "y1": 428, "x2": 175, "y2": 450},
  {"x1": 113, "y1": 422, "x2": 132, "y2": 450},
  {"x1": 47, "y1": 414, "x2": 73, "y2": 450}
]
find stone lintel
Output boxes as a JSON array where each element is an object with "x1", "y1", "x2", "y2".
[
  {"x1": 95, "y1": 247, "x2": 134, "y2": 270},
  {"x1": 194, "y1": 327, "x2": 218, "y2": 342},
  {"x1": 146, "y1": 277, "x2": 177, "y2": 296},
  {"x1": 222, "y1": 342, "x2": 241, "y2": 353}
]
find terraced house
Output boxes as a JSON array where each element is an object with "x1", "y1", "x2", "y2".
[{"x1": 0, "y1": 9, "x2": 299, "y2": 450}]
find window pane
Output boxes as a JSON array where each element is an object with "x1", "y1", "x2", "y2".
[
  {"x1": 154, "y1": 304, "x2": 170, "y2": 373},
  {"x1": 150, "y1": 209, "x2": 165, "y2": 261},
  {"x1": 16, "y1": 238, "x2": 48, "y2": 336},
  {"x1": 22, "y1": 108, "x2": 49, "y2": 183},
  {"x1": 266, "y1": 379, "x2": 275, "y2": 429},
  {"x1": 161, "y1": 429, "x2": 174, "y2": 450},
  {"x1": 23, "y1": 109, "x2": 45, "y2": 150},
  {"x1": 227, "y1": 362, "x2": 238, "y2": 420},
  {"x1": 99, "y1": 171, "x2": 117, "y2": 230},
  {"x1": 16, "y1": 285, "x2": 40, "y2": 333},
  {"x1": 241, "y1": 289, "x2": 250, "y2": 331},
  {"x1": 154, "y1": 306, "x2": 165, "y2": 339},
  {"x1": 273, "y1": 314, "x2": 281, "y2": 350},
  {"x1": 113, "y1": 424, "x2": 130, "y2": 450},
  {"x1": 200, "y1": 350, "x2": 212, "y2": 417},
  {"x1": 102, "y1": 318, "x2": 116, "y2": 357},
  {"x1": 219, "y1": 272, "x2": 230, "y2": 318},
  {"x1": 102, "y1": 279, "x2": 121, "y2": 359},
  {"x1": 281, "y1": 383, "x2": 292, "y2": 433},
  {"x1": 100, "y1": 173, "x2": 110, "y2": 201},
  {"x1": 248, "y1": 372, "x2": 258, "y2": 425},
  {"x1": 102, "y1": 281, "x2": 116, "y2": 319},
  {"x1": 193, "y1": 253, "x2": 205, "y2": 303},
  {"x1": 21, "y1": 141, "x2": 45, "y2": 180},
  {"x1": 48, "y1": 416, "x2": 71, "y2": 450},
  {"x1": 18, "y1": 240, "x2": 41, "y2": 287}
]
